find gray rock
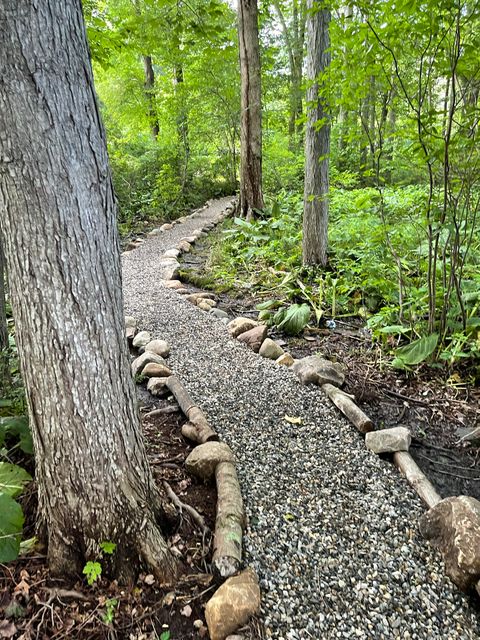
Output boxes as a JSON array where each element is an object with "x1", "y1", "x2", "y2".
[
  {"x1": 292, "y1": 355, "x2": 345, "y2": 387},
  {"x1": 185, "y1": 441, "x2": 235, "y2": 480},
  {"x1": 237, "y1": 325, "x2": 268, "y2": 353},
  {"x1": 147, "y1": 377, "x2": 170, "y2": 397},
  {"x1": 365, "y1": 427, "x2": 411, "y2": 454},
  {"x1": 131, "y1": 352, "x2": 166, "y2": 377},
  {"x1": 160, "y1": 223, "x2": 173, "y2": 231},
  {"x1": 163, "y1": 248, "x2": 180, "y2": 258},
  {"x1": 205, "y1": 567, "x2": 261, "y2": 640},
  {"x1": 125, "y1": 316, "x2": 136, "y2": 340},
  {"x1": 142, "y1": 362, "x2": 172, "y2": 378},
  {"x1": 144, "y1": 339, "x2": 170, "y2": 358},
  {"x1": 164, "y1": 280, "x2": 183, "y2": 289},
  {"x1": 132, "y1": 330, "x2": 151, "y2": 349},
  {"x1": 210, "y1": 308, "x2": 229, "y2": 320},
  {"x1": 227, "y1": 317, "x2": 258, "y2": 338},
  {"x1": 259, "y1": 338, "x2": 284, "y2": 360},
  {"x1": 419, "y1": 496, "x2": 480, "y2": 591}
]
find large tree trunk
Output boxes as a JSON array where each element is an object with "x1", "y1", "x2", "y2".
[
  {"x1": 0, "y1": 1, "x2": 176, "y2": 583},
  {"x1": 238, "y1": 0, "x2": 264, "y2": 219},
  {"x1": 0, "y1": 238, "x2": 8, "y2": 352},
  {"x1": 143, "y1": 55, "x2": 160, "y2": 140},
  {"x1": 302, "y1": 1, "x2": 331, "y2": 266}
]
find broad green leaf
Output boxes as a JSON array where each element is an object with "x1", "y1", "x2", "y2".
[
  {"x1": 0, "y1": 493, "x2": 24, "y2": 562},
  {"x1": 377, "y1": 325, "x2": 410, "y2": 335},
  {"x1": 276, "y1": 304, "x2": 311, "y2": 335},
  {"x1": 255, "y1": 299, "x2": 281, "y2": 310},
  {"x1": 0, "y1": 417, "x2": 33, "y2": 454},
  {"x1": 394, "y1": 333, "x2": 439, "y2": 366},
  {"x1": 0, "y1": 462, "x2": 32, "y2": 498}
]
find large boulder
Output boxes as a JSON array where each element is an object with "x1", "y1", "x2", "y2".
[
  {"x1": 144, "y1": 339, "x2": 170, "y2": 358},
  {"x1": 292, "y1": 355, "x2": 345, "y2": 387},
  {"x1": 205, "y1": 567, "x2": 261, "y2": 640},
  {"x1": 258, "y1": 338, "x2": 284, "y2": 360},
  {"x1": 419, "y1": 496, "x2": 480, "y2": 592},
  {"x1": 365, "y1": 427, "x2": 411, "y2": 454},
  {"x1": 132, "y1": 330, "x2": 151, "y2": 349},
  {"x1": 131, "y1": 352, "x2": 166, "y2": 378},
  {"x1": 237, "y1": 325, "x2": 267, "y2": 353},
  {"x1": 227, "y1": 317, "x2": 258, "y2": 338},
  {"x1": 185, "y1": 442, "x2": 235, "y2": 481}
]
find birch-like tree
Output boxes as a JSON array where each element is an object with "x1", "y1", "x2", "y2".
[
  {"x1": 302, "y1": 0, "x2": 331, "y2": 266},
  {"x1": 238, "y1": 0, "x2": 264, "y2": 218},
  {"x1": 0, "y1": 0, "x2": 176, "y2": 582}
]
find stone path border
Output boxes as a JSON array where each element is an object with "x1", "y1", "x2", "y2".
[{"x1": 123, "y1": 202, "x2": 480, "y2": 638}]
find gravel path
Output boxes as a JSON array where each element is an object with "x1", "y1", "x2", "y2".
[{"x1": 122, "y1": 198, "x2": 480, "y2": 639}]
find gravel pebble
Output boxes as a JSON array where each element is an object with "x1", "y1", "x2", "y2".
[{"x1": 122, "y1": 198, "x2": 480, "y2": 639}]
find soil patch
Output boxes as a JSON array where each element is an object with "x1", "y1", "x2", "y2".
[{"x1": 1, "y1": 380, "x2": 218, "y2": 639}]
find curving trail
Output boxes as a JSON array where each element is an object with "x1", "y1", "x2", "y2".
[{"x1": 122, "y1": 197, "x2": 480, "y2": 640}]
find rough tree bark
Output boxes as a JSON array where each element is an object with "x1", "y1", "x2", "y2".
[
  {"x1": 238, "y1": 0, "x2": 264, "y2": 219},
  {"x1": 143, "y1": 55, "x2": 160, "y2": 139},
  {"x1": 302, "y1": 1, "x2": 331, "y2": 266},
  {"x1": 0, "y1": 237, "x2": 8, "y2": 352},
  {"x1": 0, "y1": 1, "x2": 177, "y2": 583}
]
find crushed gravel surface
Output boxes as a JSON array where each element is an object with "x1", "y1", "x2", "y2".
[{"x1": 122, "y1": 198, "x2": 480, "y2": 639}]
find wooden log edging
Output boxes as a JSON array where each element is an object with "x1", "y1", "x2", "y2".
[
  {"x1": 393, "y1": 451, "x2": 442, "y2": 509},
  {"x1": 213, "y1": 461, "x2": 245, "y2": 577},
  {"x1": 165, "y1": 375, "x2": 219, "y2": 444},
  {"x1": 321, "y1": 383, "x2": 373, "y2": 433}
]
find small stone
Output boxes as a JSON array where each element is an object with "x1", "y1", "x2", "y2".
[
  {"x1": 365, "y1": 427, "x2": 411, "y2": 454},
  {"x1": 132, "y1": 330, "x2": 151, "y2": 349},
  {"x1": 259, "y1": 338, "x2": 284, "y2": 360},
  {"x1": 131, "y1": 352, "x2": 166, "y2": 377},
  {"x1": 237, "y1": 325, "x2": 268, "y2": 353},
  {"x1": 163, "y1": 265, "x2": 180, "y2": 280},
  {"x1": 144, "y1": 574, "x2": 155, "y2": 585},
  {"x1": 276, "y1": 353, "x2": 294, "y2": 367},
  {"x1": 185, "y1": 442, "x2": 235, "y2": 481},
  {"x1": 292, "y1": 355, "x2": 345, "y2": 387},
  {"x1": 164, "y1": 280, "x2": 183, "y2": 289},
  {"x1": 142, "y1": 362, "x2": 172, "y2": 378},
  {"x1": 198, "y1": 301, "x2": 213, "y2": 311},
  {"x1": 181, "y1": 235, "x2": 197, "y2": 244},
  {"x1": 227, "y1": 317, "x2": 258, "y2": 338},
  {"x1": 205, "y1": 567, "x2": 261, "y2": 640},
  {"x1": 144, "y1": 339, "x2": 170, "y2": 358},
  {"x1": 210, "y1": 308, "x2": 229, "y2": 320},
  {"x1": 125, "y1": 316, "x2": 136, "y2": 340},
  {"x1": 147, "y1": 377, "x2": 170, "y2": 397},
  {"x1": 176, "y1": 288, "x2": 189, "y2": 295},
  {"x1": 181, "y1": 604, "x2": 192, "y2": 617},
  {"x1": 186, "y1": 292, "x2": 216, "y2": 305},
  {"x1": 160, "y1": 223, "x2": 173, "y2": 231},
  {"x1": 163, "y1": 248, "x2": 180, "y2": 258},
  {"x1": 419, "y1": 496, "x2": 480, "y2": 591},
  {"x1": 193, "y1": 620, "x2": 204, "y2": 630},
  {"x1": 177, "y1": 241, "x2": 192, "y2": 252},
  {"x1": 147, "y1": 228, "x2": 160, "y2": 236},
  {"x1": 162, "y1": 592, "x2": 175, "y2": 606}
]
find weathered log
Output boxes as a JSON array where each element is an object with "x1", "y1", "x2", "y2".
[
  {"x1": 321, "y1": 383, "x2": 373, "y2": 433},
  {"x1": 212, "y1": 461, "x2": 244, "y2": 578},
  {"x1": 166, "y1": 376, "x2": 218, "y2": 443},
  {"x1": 393, "y1": 451, "x2": 442, "y2": 509}
]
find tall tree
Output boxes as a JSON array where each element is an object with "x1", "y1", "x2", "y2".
[
  {"x1": 0, "y1": 0, "x2": 176, "y2": 582},
  {"x1": 0, "y1": 238, "x2": 8, "y2": 353},
  {"x1": 238, "y1": 0, "x2": 264, "y2": 218},
  {"x1": 302, "y1": 0, "x2": 331, "y2": 266}
]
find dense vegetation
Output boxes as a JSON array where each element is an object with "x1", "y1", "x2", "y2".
[{"x1": 82, "y1": 0, "x2": 480, "y2": 375}]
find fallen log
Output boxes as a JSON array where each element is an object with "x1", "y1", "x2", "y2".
[
  {"x1": 393, "y1": 451, "x2": 442, "y2": 509},
  {"x1": 321, "y1": 383, "x2": 373, "y2": 433},
  {"x1": 212, "y1": 461, "x2": 244, "y2": 578},
  {"x1": 166, "y1": 376, "x2": 218, "y2": 443}
]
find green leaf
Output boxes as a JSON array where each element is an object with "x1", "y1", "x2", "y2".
[
  {"x1": 0, "y1": 417, "x2": 33, "y2": 454},
  {"x1": 160, "y1": 632, "x2": 171, "y2": 640},
  {"x1": 0, "y1": 462, "x2": 32, "y2": 498},
  {"x1": 0, "y1": 493, "x2": 24, "y2": 562},
  {"x1": 275, "y1": 303, "x2": 311, "y2": 335},
  {"x1": 255, "y1": 299, "x2": 281, "y2": 311},
  {"x1": 100, "y1": 540, "x2": 117, "y2": 555},
  {"x1": 377, "y1": 325, "x2": 410, "y2": 335},
  {"x1": 394, "y1": 333, "x2": 439, "y2": 366},
  {"x1": 83, "y1": 561, "x2": 102, "y2": 585}
]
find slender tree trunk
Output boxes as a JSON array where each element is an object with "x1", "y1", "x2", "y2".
[
  {"x1": 174, "y1": 65, "x2": 191, "y2": 194},
  {"x1": 143, "y1": 55, "x2": 159, "y2": 139},
  {"x1": 238, "y1": 0, "x2": 264, "y2": 219},
  {"x1": 302, "y1": 2, "x2": 331, "y2": 266},
  {"x1": 0, "y1": 0, "x2": 176, "y2": 583}
]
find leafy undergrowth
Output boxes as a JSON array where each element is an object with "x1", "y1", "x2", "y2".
[{"x1": 0, "y1": 387, "x2": 222, "y2": 640}]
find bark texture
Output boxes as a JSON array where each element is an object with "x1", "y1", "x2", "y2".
[
  {"x1": 0, "y1": 238, "x2": 8, "y2": 352},
  {"x1": 0, "y1": 1, "x2": 176, "y2": 582},
  {"x1": 238, "y1": 0, "x2": 264, "y2": 218},
  {"x1": 302, "y1": 1, "x2": 331, "y2": 266}
]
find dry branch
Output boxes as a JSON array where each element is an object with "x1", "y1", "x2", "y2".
[
  {"x1": 393, "y1": 451, "x2": 442, "y2": 509},
  {"x1": 212, "y1": 461, "x2": 245, "y2": 578},
  {"x1": 166, "y1": 376, "x2": 218, "y2": 443},
  {"x1": 163, "y1": 481, "x2": 209, "y2": 534},
  {"x1": 321, "y1": 383, "x2": 373, "y2": 433}
]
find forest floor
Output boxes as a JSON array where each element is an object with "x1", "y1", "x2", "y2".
[{"x1": 178, "y1": 232, "x2": 480, "y2": 503}]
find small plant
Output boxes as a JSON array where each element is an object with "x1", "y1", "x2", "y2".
[
  {"x1": 102, "y1": 598, "x2": 118, "y2": 625},
  {"x1": 159, "y1": 631, "x2": 171, "y2": 640},
  {"x1": 83, "y1": 560, "x2": 102, "y2": 586}
]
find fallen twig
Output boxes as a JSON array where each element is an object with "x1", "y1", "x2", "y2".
[{"x1": 163, "y1": 481, "x2": 209, "y2": 534}]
